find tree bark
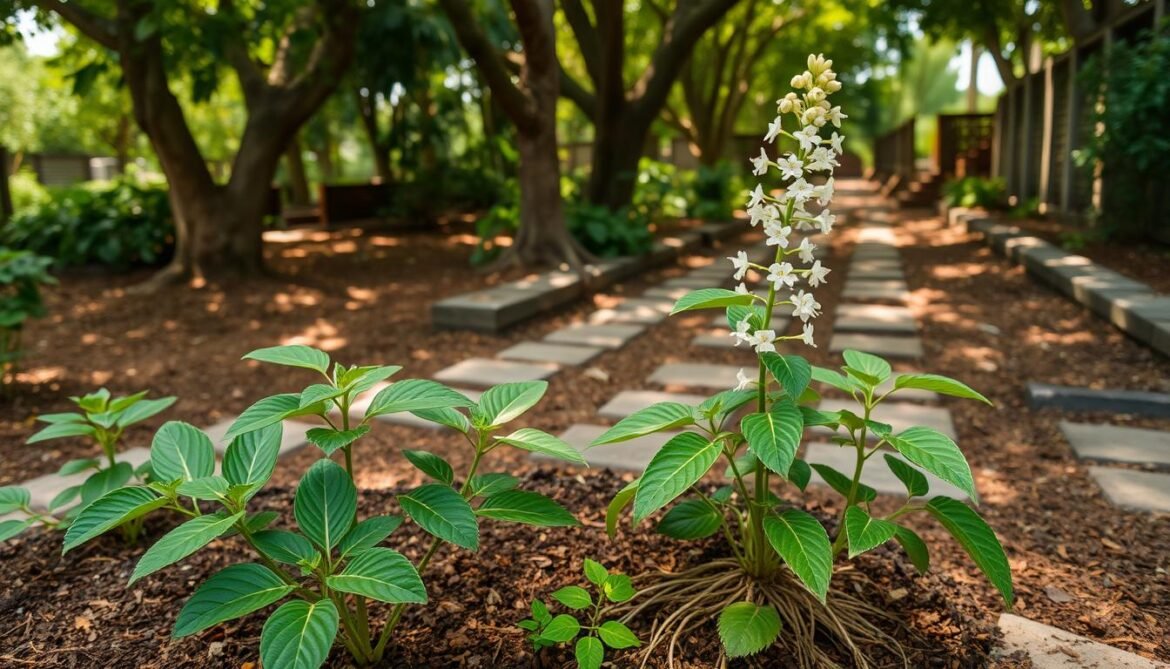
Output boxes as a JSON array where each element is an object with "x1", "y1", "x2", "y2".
[
  {"x1": 0, "y1": 146, "x2": 12, "y2": 222},
  {"x1": 285, "y1": 133, "x2": 311, "y2": 206}
]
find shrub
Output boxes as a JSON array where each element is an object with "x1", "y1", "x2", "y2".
[
  {"x1": 565, "y1": 203, "x2": 652, "y2": 258},
  {"x1": 0, "y1": 247, "x2": 54, "y2": 385},
  {"x1": 942, "y1": 176, "x2": 1006, "y2": 209},
  {"x1": 689, "y1": 161, "x2": 735, "y2": 221},
  {"x1": 8, "y1": 168, "x2": 52, "y2": 215},
  {"x1": 631, "y1": 158, "x2": 688, "y2": 223},
  {"x1": 1, "y1": 178, "x2": 174, "y2": 268},
  {"x1": 61, "y1": 345, "x2": 583, "y2": 667}
]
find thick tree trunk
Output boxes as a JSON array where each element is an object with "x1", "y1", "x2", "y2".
[
  {"x1": 510, "y1": 109, "x2": 582, "y2": 266},
  {"x1": 0, "y1": 146, "x2": 11, "y2": 222},
  {"x1": 587, "y1": 112, "x2": 650, "y2": 210},
  {"x1": 285, "y1": 134, "x2": 311, "y2": 206}
]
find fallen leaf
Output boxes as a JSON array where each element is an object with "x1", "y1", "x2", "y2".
[{"x1": 1044, "y1": 586, "x2": 1074, "y2": 603}]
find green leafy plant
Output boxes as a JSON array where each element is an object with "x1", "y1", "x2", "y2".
[
  {"x1": 566, "y1": 203, "x2": 652, "y2": 258},
  {"x1": 688, "y1": 161, "x2": 735, "y2": 221},
  {"x1": 0, "y1": 247, "x2": 54, "y2": 386},
  {"x1": 63, "y1": 345, "x2": 583, "y2": 667},
  {"x1": 594, "y1": 55, "x2": 1010, "y2": 666},
  {"x1": 1, "y1": 389, "x2": 175, "y2": 543},
  {"x1": 631, "y1": 158, "x2": 689, "y2": 224},
  {"x1": 519, "y1": 559, "x2": 641, "y2": 669},
  {"x1": 942, "y1": 176, "x2": 1006, "y2": 209}
]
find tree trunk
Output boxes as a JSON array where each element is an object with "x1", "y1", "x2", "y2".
[
  {"x1": 285, "y1": 134, "x2": 311, "y2": 206},
  {"x1": 510, "y1": 108, "x2": 582, "y2": 266},
  {"x1": 0, "y1": 146, "x2": 11, "y2": 222},
  {"x1": 587, "y1": 111, "x2": 649, "y2": 210}
]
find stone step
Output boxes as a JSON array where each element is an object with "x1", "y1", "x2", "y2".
[
  {"x1": 841, "y1": 284, "x2": 910, "y2": 302},
  {"x1": 589, "y1": 306, "x2": 666, "y2": 325},
  {"x1": 1060, "y1": 421, "x2": 1170, "y2": 467},
  {"x1": 1027, "y1": 383, "x2": 1170, "y2": 419},
  {"x1": 1088, "y1": 466, "x2": 1170, "y2": 512},
  {"x1": 829, "y1": 333, "x2": 924, "y2": 358},
  {"x1": 814, "y1": 399, "x2": 955, "y2": 438},
  {"x1": 598, "y1": 390, "x2": 709, "y2": 419},
  {"x1": 833, "y1": 303, "x2": 917, "y2": 334},
  {"x1": 662, "y1": 277, "x2": 718, "y2": 289},
  {"x1": 641, "y1": 286, "x2": 694, "y2": 301},
  {"x1": 434, "y1": 358, "x2": 557, "y2": 387},
  {"x1": 802, "y1": 442, "x2": 971, "y2": 500},
  {"x1": 648, "y1": 363, "x2": 745, "y2": 391},
  {"x1": 997, "y1": 613, "x2": 1166, "y2": 668},
  {"x1": 498, "y1": 341, "x2": 604, "y2": 366},
  {"x1": 551, "y1": 424, "x2": 678, "y2": 471},
  {"x1": 19, "y1": 447, "x2": 153, "y2": 511},
  {"x1": 544, "y1": 323, "x2": 646, "y2": 349},
  {"x1": 847, "y1": 268, "x2": 906, "y2": 281},
  {"x1": 615, "y1": 297, "x2": 675, "y2": 314}
]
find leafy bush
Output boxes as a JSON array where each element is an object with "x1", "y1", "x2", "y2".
[
  {"x1": 566, "y1": 203, "x2": 652, "y2": 258},
  {"x1": 519, "y1": 559, "x2": 641, "y2": 669},
  {"x1": 470, "y1": 179, "x2": 521, "y2": 266},
  {"x1": 1077, "y1": 23, "x2": 1170, "y2": 239},
  {"x1": 942, "y1": 176, "x2": 1006, "y2": 209},
  {"x1": 1, "y1": 179, "x2": 174, "y2": 268},
  {"x1": 631, "y1": 158, "x2": 688, "y2": 223},
  {"x1": 8, "y1": 168, "x2": 51, "y2": 215},
  {"x1": 0, "y1": 389, "x2": 176, "y2": 542},
  {"x1": 0, "y1": 248, "x2": 54, "y2": 385},
  {"x1": 688, "y1": 161, "x2": 735, "y2": 221},
  {"x1": 62, "y1": 345, "x2": 583, "y2": 667}
]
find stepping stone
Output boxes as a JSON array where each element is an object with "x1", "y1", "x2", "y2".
[
  {"x1": 615, "y1": 297, "x2": 675, "y2": 314},
  {"x1": 552, "y1": 424, "x2": 677, "y2": 471},
  {"x1": 598, "y1": 390, "x2": 709, "y2": 419},
  {"x1": 1088, "y1": 467, "x2": 1170, "y2": 512},
  {"x1": 802, "y1": 442, "x2": 970, "y2": 499},
  {"x1": 848, "y1": 268, "x2": 905, "y2": 281},
  {"x1": 498, "y1": 341, "x2": 603, "y2": 366},
  {"x1": 434, "y1": 358, "x2": 557, "y2": 387},
  {"x1": 648, "y1": 363, "x2": 745, "y2": 391},
  {"x1": 1061, "y1": 421, "x2": 1170, "y2": 467},
  {"x1": 545, "y1": 323, "x2": 645, "y2": 349},
  {"x1": 589, "y1": 306, "x2": 666, "y2": 325},
  {"x1": 662, "y1": 277, "x2": 718, "y2": 289},
  {"x1": 642, "y1": 286, "x2": 693, "y2": 301},
  {"x1": 691, "y1": 330, "x2": 758, "y2": 351},
  {"x1": 432, "y1": 271, "x2": 583, "y2": 332},
  {"x1": 203, "y1": 418, "x2": 313, "y2": 455},
  {"x1": 997, "y1": 613, "x2": 1166, "y2": 668},
  {"x1": 1027, "y1": 383, "x2": 1170, "y2": 419},
  {"x1": 19, "y1": 447, "x2": 153, "y2": 511},
  {"x1": 844, "y1": 279, "x2": 909, "y2": 292},
  {"x1": 814, "y1": 399, "x2": 955, "y2": 438},
  {"x1": 856, "y1": 228, "x2": 899, "y2": 245},
  {"x1": 834, "y1": 304, "x2": 917, "y2": 334},
  {"x1": 841, "y1": 284, "x2": 910, "y2": 302},
  {"x1": 830, "y1": 333, "x2": 923, "y2": 358}
]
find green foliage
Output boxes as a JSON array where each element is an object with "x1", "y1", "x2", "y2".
[
  {"x1": 1, "y1": 179, "x2": 173, "y2": 269},
  {"x1": 8, "y1": 169, "x2": 51, "y2": 215},
  {"x1": 518, "y1": 559, "x2": 641, "y2": 668},
  {"x1": 630, "y1": 158, "x2": 688, "y2": 224},
  {"x1": 565, "y1": 202, "x2": 652, "y2": 258},
  {"x1": 0, "y1": 247, "x2": 54, "y2": 382},
  {"x1": 688, "y1": 161, "x2": 735, "y2": 221},
  {"x1": 942, "y1": 176, "x2": 1007, "y2": 209},
  {"x1": 64, "y1": 346, "x2": 580, "y2": 667}
]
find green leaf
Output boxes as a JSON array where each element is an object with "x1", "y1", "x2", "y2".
[
  {"x1": 787, "y1": 459, "x2": 811, "y2": 491},
  {"x1": 809, "y1": 463, "x2": 877, "y2": 502},
  {"x1": 396, "y1": 450, "x2": 452, "y2": 485},
  {"x1": 726, "y1": 304, "x2": 764, "y2": 330},
  {"x1": 260, "y1": 599, "x2": 339, "y2": 669},
  {"x1": 531, "y1": 598, "x2": 552, "y2": 624},
  {"x1": 764, "y1": 509, "x2": 833, "y2": 602},
  {"x1": 116, "y1": 396, "x2": 177, "y2": 427},
  {"x1": 365, "y1": 380, "x2": 475, "y2": 420},
  {"x1": 337, "y1": 515, "x2": 403, "y2": 560},
  {"x1": 718, "y1": 602, "x2": 781, "y2": 657},
  {"x1": 0, "y1": 486, "x2": 31, "y2": 514},
  {"x1": 888, "y1": 427, "x2": 978, "y2": 502},
  {"x1": 243, "y1": 345, "x2": 330, "y2": 374},
  {"x1": 74, "y1": 389, "x2": 110, "y2": 413},
  {"x1": 36, "y1": 412, "x2": 85, "y2": 424},
  {"x1": 843, "y1": 506, "x2": 898, "y2": 558},
  {"x1": 130, "y1": 511, "x2": 244, "y2": 584},
  {"x1": 398, "y1": 483, "x2": 478, "y2": 550},
  {"x1": 150, "y1": 423, "x2": 215, "y2": 483},
  {"x1": 669, "y1": 288, "x2": 754, "y2": 314},
  {"x1": 306, "y1": 426, "x2": 370, "y2": 456},
  {"x1": 49, "y1": 485, "x2": 81, "y2": 511},
  {"x1": 602, "y1": 574, "x2": 636, "y2": 603},
  {"x1": 298, "y1": 383, "x2": 344, "y2": 410},
  {"x1": 79, "y1": 462, "x2": 133, "y2": 504},
  {"x1": 63, "y1": 487, "x2": 166, "y2": 552},
  {"x1": 894, "y1": 526, "x2": 930, "y2": 574},
  {"x1": 843, "y1": 350, "x2": 891, "y2": 383},
  {"x1": 597, "y1": 620, "x2": 641, "y2": 649},
  {"x1": 698, "y1": 389, "x2": 757, "y2": 421},
  {"x1": 173, "y1": 563, "x2": 294, "y2": 638},
  {"x1": 799, "y1": 406, "x2": 841, "y2": 428},
  {"x1": 583, "y1": 559, "x2": 609, "y2": 587},
  {"x1": 411, "y1": 407, "x2": 470, "y2": 433},
  {"x1": 176, "y1": 476, "x2": 230, "y2": 501},
  {"x1": 552, "y1": 585, "x2": 592, "y2": 610},
  {"x1": 740, "y1": 402, "x2": 803, "y2": 477},
  {"x1": 476, "y1": 490, "x2": 579, "y2": 527},
  {"x1": 294, "y1": 459, "x2": 356, "y2": 551},
  {"x1": 633, "y1": 432, "x2": 719, "y2": 522},
  {"x1": 894, "y1": 373, "x2": 992, "y2": 404},
  {"x1": 539, "y1": 614, "x2": 580, "y2": 643},
  {"x1": 26, "y1": 421, "x2": 96, "y2": 444},
  {"x1": 496, "y1": 428, "x2": 587, "y2": 465},
  {"x1": 227, "y1": 394, "x2": 321, "y2": 440},
  {"x1": 926, "y1": 497, "x2": 1013, "y2": 606},
  {"x1": 884, "y1": 454, "x2": 930, "y2": 497},
  {"x1": 222, "y1": 424, "x2": 283, "y2": 496},
  {"x1": 57, "y1": 458, "x2": 101, "y2": 477},
  {"x1": 0, "y1": 518, "x2": 37, "y2": 541},
  {"x1": 606, "y1": 478, "x2": 639, "y2": 539},
  {"x1": 657, "y1": 499, "x2": 722, "y2": 540},
  {"x1": 326, "y1": 547, "x2": 427, "y2": 604},
  {"x1": 468, "y1": 473, "x2": 519, "y2": 498},
  {"x1": 252, "y1": 530, "x2": 319, "y2": 567},
  {"x1": 575, "y1": 636, "x2": 604, "y2": 669},
  {"x1": 474, "y1": 381, "x2": 548, "y2": 426},
  {"x1": 341, "y1": 365, "x2": 402, "y2": 394},
  {"x1": 591, "y1": 403, "x2": 696, "y2": 445},
  {"x1": 761, "y1": 353, "x2": 812, "y2": 399},
  {"x1": 242, "y1": 511, "x2": 279, "y2": 533}
]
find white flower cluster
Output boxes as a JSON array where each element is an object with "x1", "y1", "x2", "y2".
[{"x1": 728, "y1": 54, "x2": 846, "y2": 383}]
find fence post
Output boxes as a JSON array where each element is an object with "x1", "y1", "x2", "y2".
[
  {"x1": 0, "y1": 146, "x2": 12, "y2": 224},
  {"x1": 1039, "y1": 59, "x2": 1056, "y2": 211},
  {"x1": 1059, "y1": 48, "x2": 1079, "y2": 215}
]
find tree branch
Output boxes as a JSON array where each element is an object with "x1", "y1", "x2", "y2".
[
  {"x1": 559, "y1": 63, "x2": 597, "y2": 121},
  {"x1": 34, "y1": 0, "x2": 118, "y2": 49},
  {"x1": 560, "y1": 0, "x2": 602, "y2": 87},
  {"x1": 217, "y1": 0, "x2": 267, "y2": 104},
  {"x1": 1056, "y1": 0, "x2": 1098, "y2": 42}
]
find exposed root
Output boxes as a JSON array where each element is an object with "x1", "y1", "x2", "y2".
[{"x1": 606, "y1": 559, "x2": 909, "y2": 669}]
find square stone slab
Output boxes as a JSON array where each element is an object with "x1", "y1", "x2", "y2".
[
  {"x1": 662, "y1": 277, "x2": 719, "y2": 289},
  {"x1": 1027, "y1": 383, "x2": 1170, "y2": 418},
  {"x1": 834, "y1": 304, "x2": 917, "y2": 334},
  {"x1": 1088, "y1": 467, "x2": 1170, "y2": 512},
  {"x1": 551, "y1": 424, "x2": 679, "y2": 471},
  {"x1": 814, "y1": 399, "x2": 956, "y2": 439},
  {"x1": 616, "y1": 297, "x2": 675, "y2": 314},
  {"x1": 599, "y1": 390, "x2": 709, "y2": 419},
  {"x1": 498, "y1": 341, "x2": 603, "y2": 366},
  {"x1": 802, "y1": 442, "x2": 970, "y2": 499},
  {"x1": 21, "y1": 447, "x2": 153, "y2": 510},
  {"x1": 545, "y1": 323, "x2": 646, "y2": 349},
  {"x1": 648, "y1": 363, "x2": 745, "y2": 391},
  {"x1": 642, "y1": 286, "x2": 694, "y2": 301},
  {"x1": 434, "y1": 358, "x2": 557, "y2": 387},
  {"x1": 851, "y1": 259, "x2": 903, "y2": 272},
  {"x1": 841, "y1": 284, "x2": 910, "y2": 302},
  {"x1": 830, "y1": 333, "x2": 923, "y2": 358},
  {"x1": 848, "y1": 268, "x2": 906, "y2": 281},
  {"x1": 997, "y1": 614, "x2": 1166, "y2": 668},
  {"x1": 589, "y1": 306, "x2": 666, "y2": 325},
  {"x1": 1061, "y1": 422, "x2": 1170, "y2": 467}
]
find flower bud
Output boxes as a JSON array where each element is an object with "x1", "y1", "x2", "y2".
[
  {"x1": 790, "y1": 74, "x2": 805, "y2": 89},
  {"x1": 825, "y1": 79, "x2": 842, "y2": 93},
  {"x1": 807, "y1": 87, "x2": 826, "y2": 103}
]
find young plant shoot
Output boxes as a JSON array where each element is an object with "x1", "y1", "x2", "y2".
[
  {"x1": 61, "y1": 346, "x2": 583, "y2": 667},
  {"x1": 596, "y1": 54, "x2": 1011, "y2": 666}
]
